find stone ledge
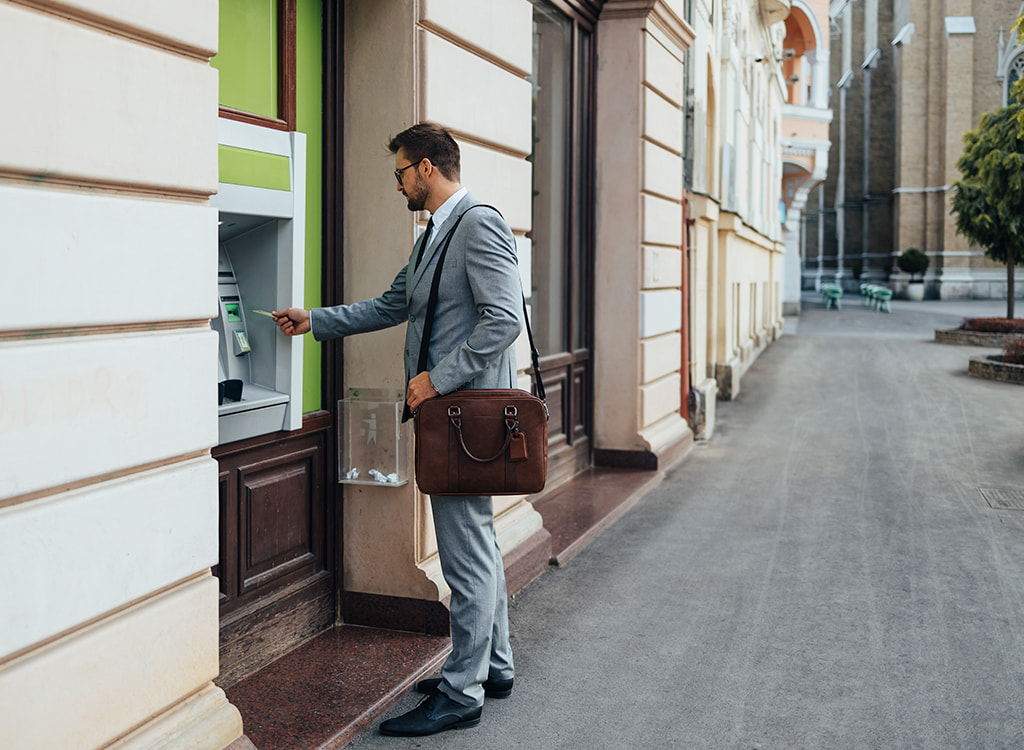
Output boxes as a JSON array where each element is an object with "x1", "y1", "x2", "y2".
[
  {"x1": 224, "y1": 627, "x2": 450, "y2": 750},
  {"x1": 936, "y1": 328, "x2": 1015, "y2": 347},
  {"x1": 533, "y1": 467, "x2": 665, "y2": 566},
  {"x1": 968, "y1": 355, "x2": 1024, "y2": 385}
]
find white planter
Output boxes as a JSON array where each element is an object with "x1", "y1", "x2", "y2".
[{"x1": 906, "y1": 282, "x2": 925, "y2": 301}]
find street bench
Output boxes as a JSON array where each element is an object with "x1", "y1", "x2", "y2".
[
  {"x1": 821, "y1": 283, "x2": 843, "y2": 310},
  {"x1": 859, "y1": 283, "x2": 892, "y2": 313}
]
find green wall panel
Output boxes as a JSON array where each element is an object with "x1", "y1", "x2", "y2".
[
  {"x1": 296, "y1": 0, "x2": 323, "y2": 414},
  {"x1": 218, "y1": 145, "x2": 291, "y2": 191},
  {"x1": 212, "y1": 0, "x2": 279, "y2": 117}
]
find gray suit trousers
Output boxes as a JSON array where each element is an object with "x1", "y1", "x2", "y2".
[{"x1": 430, "y1": 493, "x2": 514, "y2": 707}]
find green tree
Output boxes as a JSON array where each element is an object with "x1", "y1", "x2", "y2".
[
  {"x1": 1013, "y1": 10, "x2": 1024, "y2": 132},
  {"x1": 951, "y1": 104, "x2": 1024, "y2": 319}
]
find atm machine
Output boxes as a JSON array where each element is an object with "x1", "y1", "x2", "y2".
[
  {"x1": 212, "y1": 241, "x2": 290, "y2": 439},
  {"x1": 210, "y1": 120, "x2": 305, "y2": 445}
]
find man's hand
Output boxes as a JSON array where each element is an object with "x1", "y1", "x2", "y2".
[
  {"x1": 406, "y1": 371, "x2": 439, "y2": 413},
  {"x1": 272, "y1": 308, "x2": 311, "y2": 336}
]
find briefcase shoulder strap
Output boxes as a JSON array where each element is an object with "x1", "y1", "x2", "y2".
[{"x1": 418, "y1": 204, "x2": 547, "y2": 410}]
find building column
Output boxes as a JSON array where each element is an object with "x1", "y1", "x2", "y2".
[
  {"x1": 594, "y1": 1, "x2": 695, "y2": 467},
  {"x1": 808, "y1": 48, "x2": 831, "y2": 109},
  {"x1": 783, "y1": 204, "x2": 805, "y2": 315},
  {"x1": 940, "y1": 14, "x2": 977, "y2": 299}
]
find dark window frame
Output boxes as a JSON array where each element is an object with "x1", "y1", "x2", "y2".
[
  {"x1": 547, "y1": 0, "x2": 600, "y2": 27},
  {"x1": 219, "y1": 0, "x2": 297, "y2": 131}
]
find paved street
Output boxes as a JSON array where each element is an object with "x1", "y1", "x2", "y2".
[{"x1": 351, "y1": 296, "x2": 1024, "y2": 749}]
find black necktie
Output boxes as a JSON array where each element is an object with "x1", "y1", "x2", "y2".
[{"x1": 415, "y1": 217, "x2": 434, "y2": 270}]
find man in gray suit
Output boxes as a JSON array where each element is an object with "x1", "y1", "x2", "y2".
[{"x1": 273, "y1": 122, "x2": 520, "y2": 737}]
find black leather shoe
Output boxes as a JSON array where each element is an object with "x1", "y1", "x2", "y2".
[
  {"x1": 415, "y1": 675, "x2": 514, "y2": 699},
  {"x1": 378, "y1": 692, "x2": 482, "y2": 737}
]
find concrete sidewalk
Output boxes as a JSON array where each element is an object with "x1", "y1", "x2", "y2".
[{"x1": 352, "y1": 298, "x2": 1024, "y2": 749}]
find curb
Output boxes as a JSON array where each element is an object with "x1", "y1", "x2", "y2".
[
  {"x1": 935, "y1": 328, "x2": 1016, "y2": 347},
  {"x1": 968, "y1": 354, "x2": 1024, "y2": 385}
]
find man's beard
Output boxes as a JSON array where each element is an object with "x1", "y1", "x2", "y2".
[{"x1": 404, "y1": 174, "x2": 429, "y2": 211}]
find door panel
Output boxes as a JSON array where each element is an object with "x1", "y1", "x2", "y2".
[
  {"x1": 571, "y1": 355, "x2": 588, "y2": 441},
  {"x1": 239, "y1": 448, "x2": 318, "y2": 595},
  {"x1": 540, "y1": 361, "x2": 567, "y2": 440},
  {"x1": 214, "y1": 415, "x2": 334, "y2": 687}
]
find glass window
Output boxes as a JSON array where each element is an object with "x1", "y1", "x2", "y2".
[
  {"x1": 212, "y1": 0, "x2": 280, "y2": 119},
  {"x1": 1008, "y1": 53, "x2": 1024, "y2": 105},
  {"x1": 528, "y1": 1, "x2": 593, "y2": 357},
  {"x1": 528, "y1": 3, "x2": 572, "y2": 356},
  {"x1": 572, "y1": 31, "x2": 593, "y2": 352}
]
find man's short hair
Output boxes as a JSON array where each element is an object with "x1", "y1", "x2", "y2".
[{"x1": 387, "y1": 122, "x2": 461, "y2": 181}]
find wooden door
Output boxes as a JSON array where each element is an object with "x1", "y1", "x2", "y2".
[{"x1": 529, "y1": 1, "x2": 596, "y2": 487}]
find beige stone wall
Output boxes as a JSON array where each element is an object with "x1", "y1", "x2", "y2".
[
  {"x1": 640, "y1": 26, "x2": 689, "y2": 446},
  {"x1": 595, "y1": 1, "x2": 694, "y2": 459},
  {"x1": 688, "y1": 193, "x2": 719, "y2": 437},
  {"x1": 942, "y1": 15, "x2": 975, "y2": 275},
  {"x1": 341, "y1": 0, "x2": 544, "y2": 601},
  {"x1": 892, "y1": 4, "x2": 929, "y2": 265},
  {"x1": 0, "y1": 1, "x2": 242, "y2": 748},
  {"x1": 968, "y1": 0, "x2": 1023, "y2": 285}
]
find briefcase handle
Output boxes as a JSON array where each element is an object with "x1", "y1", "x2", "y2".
[{"x1": 446, "y1": 404, "x2": 524, "y2": 464}]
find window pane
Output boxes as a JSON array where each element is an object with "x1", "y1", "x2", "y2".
[
  {"x1": 213, "y1": 0, "x2": 280, "y2": 118},
  {"x1": 1009, "y1": 54, "x2": 1024, "y2": 104},
  {"x1": 528, "y1": 3, "x2": 571, "y2": 356}
]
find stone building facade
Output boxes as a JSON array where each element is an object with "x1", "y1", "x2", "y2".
[
  {"x1": 0, "y1": 1, "x2": 792, "y2": 746},
  {"x1": 687, "y1": 0, "x2": 791, "y2": 420},
  {"x1": 805, "y1": 0, "x2": 1024, "y2": 300},
  {"x1": 780, "y1": 0, "x2": 834, "y2": 314},
  {"x1": 892, "y1": 0, "x2": 1024, "y2": 299},
  {"x1": 0, "y1": 1, "x2": 242, "y2": 747}
]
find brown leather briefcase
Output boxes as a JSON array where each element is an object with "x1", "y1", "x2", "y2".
[{"x1": 415, "y1": 388, "x2": 548, "y2": 496}]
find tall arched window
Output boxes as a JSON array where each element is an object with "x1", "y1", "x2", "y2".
[{"x1": 1008, "y1": 53, "x2": 1024, "y2": 104}]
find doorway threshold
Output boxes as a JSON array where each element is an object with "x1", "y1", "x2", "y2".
[{"x1": 224, "y1": 625, "x2": 450, "y2": 750}]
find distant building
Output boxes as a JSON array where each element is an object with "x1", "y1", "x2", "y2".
[
  {"x1": 685, "y1": 0, "x2": 792, "y2": 425},
  {"x1": 805, "y1": 0, "x2": 1024, "y2": 300},
  {"x1": 780, "y1": 0, "x2": 833, "y2": 314}
]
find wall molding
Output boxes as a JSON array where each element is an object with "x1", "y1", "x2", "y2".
[
  {"x1": 6, "y1": 0, "x2": 216, "y2": 61},
  {"x1": 600, "y1": 0, "x2": 696, "y2": 51}
]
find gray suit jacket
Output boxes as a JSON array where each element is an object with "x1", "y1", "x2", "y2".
[{"x1": 310, "y1": 193, "x2": 522, "y2": 394}]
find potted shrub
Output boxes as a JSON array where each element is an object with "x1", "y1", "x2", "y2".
[{"x1": 897, "y1": 248, "x2": 929, "y2": 301}]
